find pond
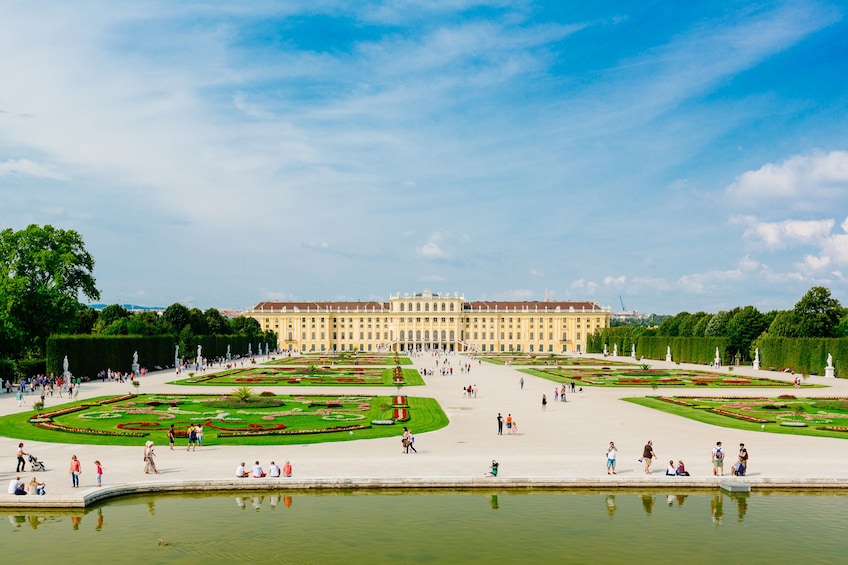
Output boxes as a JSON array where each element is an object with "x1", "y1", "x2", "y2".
[{"x1": 2, "y1": 490, "x2": 845, "y2": 564}]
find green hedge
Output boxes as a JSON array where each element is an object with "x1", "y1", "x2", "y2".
[
  {"x1": 0, "y1": 358, "x2": 14, "y2": 381},
  {"x1": 754, "y1": 336, "x2": 848, "y2": 377},
  {"x1": 587, "y1": 327, "x2": 643, "y2": 354},
  {"x1": 45, "y1": 334, "x2": 259, "y2": 378},
  {"x1": 636, "y1": 336, "x2": 729, "y2": 365}
]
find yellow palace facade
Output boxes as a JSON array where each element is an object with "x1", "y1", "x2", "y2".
[{"x1": 248, "y1": 290, "x2": 610, "y2": 354}]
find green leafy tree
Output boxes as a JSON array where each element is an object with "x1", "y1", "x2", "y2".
[
  {"x1": 767, "y1": 310, "x2": 800, "y2": 337},
  {"x1": 692, "y1": 313, "x2": 712, "y2": 337},
  {"x1": 231, "y1": 316, "x2": 262, "y2": 336},
  {"x1": 74, "y1": 304, "x2": 99, "y2": 334},
  {"x1": 205, "y1": 308, "x2": 231, "y2": 335},
  {"x1": 704, "y1": 309, "x2": 737, "y2": 337},
  {"x1": 93, "y1": 304, "x2": 131, "y2": 333},
  {"x1": 0, "y1": 224, "x2": 99, "y2": 357},
  {"x1": 657, "y1": 312, "x2": 690, "y2": 336},
  {"x1": 726, "y1": 306, "x2": 767, "y2": 360},
  {"x1": 127, "y1": 311, "x2": 167, "y2": 335},
  {"x1": 188, "y1": 308, "x2": 209, "y2": 335},
  {"x1": 178, "y1": 324, "x2": 196, "y2": 358},
  {"x1": 163, "y1": 303, "x2": 191, "y2": 335},
  {"x1": 678, "y1": 312, "x2": 707, "y2": 337},
  {"x1": 793, "y1": 286, "x2": 842, "y2": 338}
]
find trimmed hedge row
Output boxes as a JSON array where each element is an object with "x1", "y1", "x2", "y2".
[
  {"x1": 45, "y1": 334, "x2": 259, "y2": 378},
  {"x1": 587, "y1": 327, "x2": 642, "y2": 354},
  {"x1": 754, "y1": 336, "x2": 848, "y2": 377},
  {"x1": 637, "y1": 336, "x2": 729, "y2": 365}
]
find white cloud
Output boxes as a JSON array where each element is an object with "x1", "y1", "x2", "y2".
[
  {"x1": 529, "y1": 268, "x2": 544, "y2": 277},
  {"x1": 727, "y1": 150, "x2": 848, "y2": 206},
  {"x1": 603, "y1": 275, "x2": 626, "y2": 286},
  {"x1": 0, "y1": 158, "x2": 68, "y2": 180},
  {"x1": 738, "y1": 216, "x2": 834, "y2": 248},
  {"x1": 416, "y1": 240, "x2": 446, "y2": 259}
]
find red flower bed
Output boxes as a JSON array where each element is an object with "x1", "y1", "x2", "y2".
[
  {"x1": 818, "y1": 426, "x2": 848, "y2": 432},
  {"x1": 712, "y1": 408, "x2": 771, "y2": 423},
  {"x1": 203, "y1": 420, "x2": 287, "y2": 432},
  {"x1": 658, "y1": 397, "x2": 694, "y2": 407},
  {"x1": 34, "y1": 421, "x2": 147, "y2": 437},
  {"x1": 117, "y1": 422, "x2": 161, "y2": 430}
]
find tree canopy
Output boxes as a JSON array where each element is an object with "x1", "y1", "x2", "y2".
[{"x1": 0, "y1": 225, "x2": 99, "y2": 358}]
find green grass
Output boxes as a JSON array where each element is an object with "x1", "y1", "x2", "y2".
[
  {"x1": 264, "y1": 353, "x2": 413, "y2": 366},
  {"x1": 170, "y1": 367, "x2": 424, "y2": 387},
  {"x1": 0, "y1": 393, "x2": 448, "y2": 446},
  {"x1": 624, "y1": 396, "x2": 848, "y2": 439},
  {"x1": 520, "y1": 367, "x2": 822, "y2": 388}
]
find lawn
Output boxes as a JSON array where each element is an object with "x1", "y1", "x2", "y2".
[
  {"x1": 171, "y1": 367, "x2": 424, "y2": 386},
  {"x1": 521, "y1": 367, "x2": 820, "y2": 388},
  {"x1": 264, "y1": 353, "x2": 413, "y2": 366},
  {"x1": 477, "y1": 353, "x2": 635, "y2": 366},
  {"x1": 625, "y1": 395, "x2": 848, "y2": 439},
  {"x1": 0, "y1": 393, "x2": 448, "y2": 446}
]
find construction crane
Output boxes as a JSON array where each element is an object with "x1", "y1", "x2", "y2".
[{"x1": 619, "y1": 295, "x2": 626, "y2": 311}]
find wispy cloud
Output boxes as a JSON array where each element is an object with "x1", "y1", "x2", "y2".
[{"x1": 0, "y1": 158, "x2": 68, "y2": 180}]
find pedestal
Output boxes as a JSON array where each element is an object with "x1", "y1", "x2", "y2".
[
  {"x1": 753, "y1": 360, "x2": 760, "y2": 371},
  {"x1": 665, "y1": 354, "x2": 672, "y2": 363},
  {"x1": 825, "y1": 366, "x2": 835, "y2": 378}
]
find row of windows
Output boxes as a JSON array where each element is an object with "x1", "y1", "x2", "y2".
[{"x1": 398, "y1": 302, "x2": 457, "y2": 312}]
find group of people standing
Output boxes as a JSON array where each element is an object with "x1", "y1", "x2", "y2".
[
  {"x1": 496, "y1": 413, "x2": 518, "y2": 435},
  {"x1": 606, "y1": 439, "x2": 749, "y2": 477},
  {"x1": 167, "y1": 423, "x2": 203, "y2": 451}
]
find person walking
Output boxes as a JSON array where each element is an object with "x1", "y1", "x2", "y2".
[
  {"x1": 16, "y1": 443, "x2": 27, "y2": 472},
  {"x1": 144, "y1": 441, "x2": 159, "y2": 474},
  {"x1": 188, "y1": 424, "x2": 198, "y2": 451},
  {"x1": 94, "y1": 460, "x2": 103, "y2": 487},
  {"x1": 541, "y1": 394, "x2": 547, "y2": 412},
  {"x1": 712, "y1": 441, "x2": 725, "y2": 476},
  {"x1": 642, "y1": 441, "x2": 656, "y2": 474},
  {"x1": 497, "y1": 413, "x2": 504, "y2": 435},
  {"x1": 168, "y1": 424, "x2": 175, "y2": 450},
  {"x1": 69, "y1": 455, "x2": 81, "y2": 488},
  {"x1": 519, "y1": 377, "x2": 524, "y2": 390},
  {"x1": 606, "y1": 442, "x2": 618, "y2": 474}
]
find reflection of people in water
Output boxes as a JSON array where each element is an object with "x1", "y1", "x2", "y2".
[
  {"x1": 70, "y1": 515, "x2": 82, "y2": 530},
  {"x1": 235, "y1": 497, "x2": 246, "y2": 509},
  {"x1": 146, "y1": 501, "x2": 155, "y2": 516},
  {"x1": 490, "y1": 495, "x2": 499, "y2": 510},
  {"x1": 675, "y1": 494, "x2": 688, "y2": 507},
  {"x1": 710, "y1": 494, "x2": 724, "y2": 525},
  {"x1": 269, "y1": 495, "x2": 279, "y2": 508},
  {"x1": 731, "y1": 493, "x2": 748, "y2": 521},
  {"x1": 284, "y1": 496, "x2": 293, "y2": 508},
  {"x1": 641, "y1": 494, "x2": 656, "y2": 515},
  {"x1": 605, "y1": 494, "x2": 617, "y2": 517},
  {"x1": 96, "y1": 508, "x2": 104, "y2": 531}
]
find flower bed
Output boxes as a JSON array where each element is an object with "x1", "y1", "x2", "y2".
[
  {"x1": 711, "y1": 408, "x2": 772, "y2": 423},
  {"x1": 117, "y1": 422, "x2": 161, "y2": 430}
]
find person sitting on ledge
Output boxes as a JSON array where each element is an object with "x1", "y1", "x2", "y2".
[
  {"x1": 732, "y1": 456, "x2": 746, "y2": 477},
  {"x1": 485, "y1": 460, "x2": 499, "y2": 477},
  {"x1": 8, "y1": 476, "x2": 26, "y2": 495},
  {"x1": 282, "y1": 460, "x2": 292, "y2": 477},
  {"x1": 666, "y1": 460, "x2": 677, "y2": 476},
  {"x1": 235, "y1": 462, "x2": 249, "y2": 478},
  {"x1": 269, "y1": 461, "x2": 281, "y2": 478},
  {"x1": 252, "y1": 461, "x2": 266, "y2": 478},
  {"x1": 676, "y1": 460, "x2": 690, "y2": 476}
]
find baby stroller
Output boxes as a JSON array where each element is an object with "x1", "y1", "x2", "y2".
[{"x1": 28, "y1": 453, "x2": 46, "y2": 472}]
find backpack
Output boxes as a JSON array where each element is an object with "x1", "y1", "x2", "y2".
[{"x1": 715, "y1": 448, "x2": 724, "y2": 461}]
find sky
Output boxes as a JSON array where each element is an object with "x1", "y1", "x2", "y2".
[{"x1": 1, "y1": 1, "x2": 847, "y2": 315}]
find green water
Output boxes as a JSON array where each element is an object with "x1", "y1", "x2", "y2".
[{"x1": 1, "y1": 490, "x2": 846, "y2": 564}]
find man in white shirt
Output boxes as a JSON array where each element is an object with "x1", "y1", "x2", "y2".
[
  {"x1": 269, "y1": 461, "x2": 281, "y2": 477},
  {"x1": 235, "y1": 462, "x2": 249, "y2": 478},
  {"x1": 8, "y1": 477, "x2": 24, "y2": 495},
  {"x1": 252, "y1": 461, "x2": 266, "y2": 478}
]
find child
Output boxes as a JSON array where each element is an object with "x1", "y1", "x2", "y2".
[{"x1": 95, "y1": 460, "x2": 103, "y2": 486}]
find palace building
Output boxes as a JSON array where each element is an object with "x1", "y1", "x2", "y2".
[{"x1": 247, "y1": 290, "x2": 610, "y2": 354}]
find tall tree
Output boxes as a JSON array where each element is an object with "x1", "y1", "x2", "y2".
[
  {"x1": 726, "y1": 306, "x2": 767, "y2": 360},
  {"x1": 793, "y1": 286, "x2": 842, "y2": 337},
  {"x1": 0, "y1": 225, "x2": 99, "y2": 357},
  {"x1": 767, "y1": 310, "x2": 800, "y2": 337},
  {"x1": 204, "y1": 308, "x2": 231, "y2": 335},
  {"x1": 162, "y1": 303, "x2": 191, "y2": 335}
]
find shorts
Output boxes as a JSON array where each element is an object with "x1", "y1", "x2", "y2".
[
  {"x1": 606, "y1": 458, "x2": 616, "y2": 469},
  {"x1": 714, "y1": 459, "x2": 724, "y2": 468}
]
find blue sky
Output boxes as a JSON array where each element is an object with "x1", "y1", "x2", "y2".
[{"x1": 1, "y1": 1, "x2": 847, "y2": 314}]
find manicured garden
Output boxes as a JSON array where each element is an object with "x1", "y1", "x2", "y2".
[
  {"x1": 0, "y1": 392, "x2": 448, "y2": 446},
  {"x1": 171, "y1": 366, "x2": 424, "y2": 386},
  {"x1": 520, "y1": 367, "x2": 820, "y2": 388},
  {"x1": 477, "y1": 353, "x2": 635, "y2": 366},
  {"x1": 264, "y1": 353, "x2": 413, "y2": 366},
  {"x1": 625, "y1": 395, "x2": 848, "y2": 439}
]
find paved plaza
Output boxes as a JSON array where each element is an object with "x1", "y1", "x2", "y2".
[{"x1": 3, "y1": 353, "x2": 848, "y2": 507}]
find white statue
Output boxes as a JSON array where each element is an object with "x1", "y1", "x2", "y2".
[
  {"x1": 197, "y1": 344, "x2": 202, "y2": 360},
  {"x1": 613, "y1": 343, "x2": 618, "y2": 357},
  {"x1": 631, "y1": 343, "x2": 636, "y2": 358},
  {"x1": 133, "y1": 351, "x2": 138, "y2": 365},
  {"x1": 63, "y1": 355, "x2": 69, "y2": 374},
  {"x1": 753, "y1": 347, "x2": 760, "y2": 371},
  {"x1": 827, "y1": 353, "x2": 833, "y2": 368}
]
